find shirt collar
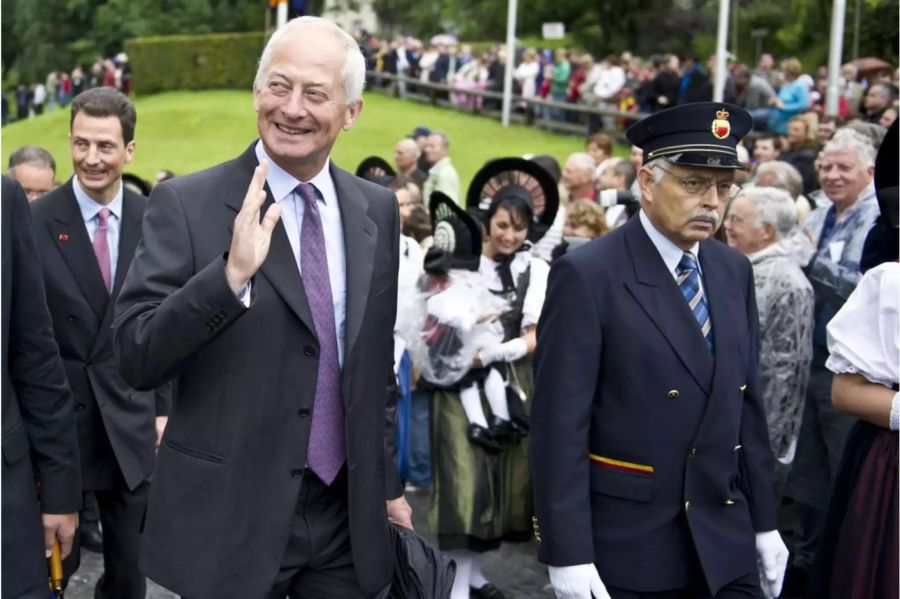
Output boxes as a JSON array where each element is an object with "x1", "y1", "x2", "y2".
[
  {"x1": 255, "y1": 140, "x2": 335, "y2": 204},
  {"x1": 639, "y1": 209, "x2": 701, "y2": 275},
  {"x1": 72, "y1": 176, "x2": 123, "y2": 222},
  {"x1": 429, "y1": 157, "x2": 450, "y2": 174}
]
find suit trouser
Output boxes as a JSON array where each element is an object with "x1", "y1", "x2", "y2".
[
  {"x1": 263, "y1": 467, "x2": 389, "y2": 599},
  {"x1": 90, "y1": 476, "x2": 149, "y2": 599},
  {"x1": 787, "y1": 365, "x2": 856, "y2": 569}
]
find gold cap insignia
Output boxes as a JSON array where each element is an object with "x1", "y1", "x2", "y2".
[{"x1": 711, "y1": 108, "x2": 731, "y2": 140}]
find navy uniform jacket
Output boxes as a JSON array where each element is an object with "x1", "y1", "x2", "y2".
[{"x1": 531, "y1": 215, "x2": 777, "y2": 594}]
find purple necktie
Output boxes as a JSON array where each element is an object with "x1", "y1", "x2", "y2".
[
  {"x1": 93, "y1": 208, "x2": 112, "y2": 292},
  {"x1": 295, "y1": 182, "x2": 345, "y2": 485}
]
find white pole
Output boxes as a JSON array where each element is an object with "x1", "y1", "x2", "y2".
[
  {"x1": 277, "y1": 0, "x2": 289, "y2": 30},
  {"x1": 501, "y1": 0, "x2": 518, "y2": 128},
  {"x1": 713, "y1": 0, "x2": 730, "y2": 102},
  {"x1": 826, "y1": 0, "x2": 847, "y2": 115}
]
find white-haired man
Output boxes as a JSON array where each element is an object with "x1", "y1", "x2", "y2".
[
  {"x1": 725, "y1": 187, "x2": 814, "y2": 501},
  {"x1": 562, "y1": 152, "x2": 597, "y2": 202},
  {"x1": 113, "y1": 17, "x2": 411, "y2": 599},
  {"x1": 786, "y1": 128, "x2": 879, "y2": 590},
  {"x1": 393, "y1": 138, "x2": 427, "y2": 189}
]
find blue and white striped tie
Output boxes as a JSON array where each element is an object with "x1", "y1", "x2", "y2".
[{"x1": 676, "y1": 252, "x2": 714, "y2": 353}]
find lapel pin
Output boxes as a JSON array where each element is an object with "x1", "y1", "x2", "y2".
[{"x1": 58, "y1": 234, "x2": 69, "y2": 241}]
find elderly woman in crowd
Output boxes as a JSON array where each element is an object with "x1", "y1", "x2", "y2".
[
  {"x1": 780, "y1": 114, "x2": 820, "y2": 195},
  {"x1": 755, "y1": 160, "x2": 814, "y2": 223},
  {"x1": 724, "y1": 186, "x2": 815, "y2": 500}
]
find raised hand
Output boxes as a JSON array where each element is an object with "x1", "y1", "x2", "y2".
[{"x1": 224, "y1": 160, "x2": 282, "y2": 293}]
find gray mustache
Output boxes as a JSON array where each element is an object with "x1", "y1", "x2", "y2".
[{"x1": 690, "y1": 212, "x2": 719, "y2": 224}]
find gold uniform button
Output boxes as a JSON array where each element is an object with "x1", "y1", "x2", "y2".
[
  {"x1": 667, "y1": 389, "x2": 680, "y2": 400},
  {"x1": 739, "y1": 384, "x2": 747, "y2": 392},
  {"x1": 684, "y1": 500, "x2": 692, "y2": 512},
  {"x1": 723, "y1": 498, "x2": 736, "y2": 506},
  {"x1": 689, "y1": 448, "x2": 698, "y2": 458},
  {"x1": 732, "y1": 444, "x2": 743, "y2": 453},
  {"x1": 535, "y1": 534, "x2": 542, "y2": 544}
]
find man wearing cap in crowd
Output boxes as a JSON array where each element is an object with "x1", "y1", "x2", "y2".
[
  {"x1": 409, "y1": 125, "x2": 433, "y2": 172},
  {"x1": 531, "y1": 102, "x2": 788, "y2": 599}
]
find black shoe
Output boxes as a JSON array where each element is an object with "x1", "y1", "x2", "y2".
[
  {"x1": 81, "y1": 520, "x2": 103, "y2": 553},
  {"x1": 509, "y1": 415, "x2": 530, "y2": 436},
  {"x1": 489, "y1": 416, "x2": 517, "y2": 446},
  {"x1": 467, "y1": 424, "x2": 503, "y2": 454},
  {"x1": 470, "y1": 583, "x2": 506, "y2": 599}
]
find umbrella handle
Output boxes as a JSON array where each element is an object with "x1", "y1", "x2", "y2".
[{"x1": 48, "y1": 539, "x2": 64, "y2": 597}]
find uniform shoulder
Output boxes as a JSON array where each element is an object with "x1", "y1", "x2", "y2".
[{"x1": 30, "y1": 180, "x2": 72, "y2": 219}]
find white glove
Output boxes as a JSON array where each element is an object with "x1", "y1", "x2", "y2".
[
  {"x1": 548, "y1": 564, "x2": 611, "y2": 599},
  {"x1": 477, "y1": 338, "x2": 528, "y2": 366},
  {"x1": 755, "y1": 530, "x2": 789, "y2": 599}
]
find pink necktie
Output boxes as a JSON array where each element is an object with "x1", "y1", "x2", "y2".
[{"x1": 93, "y1": 208, "x2": 112, "y2": 292}]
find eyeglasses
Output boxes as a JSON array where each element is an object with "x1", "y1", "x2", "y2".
[{"x1": 656, "y1": 163, "x2": 743, "y2": 199}]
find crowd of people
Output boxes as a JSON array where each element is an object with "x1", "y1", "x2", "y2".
[
  {"x1": 2, "y1": 53, "x2": 133, "y2": 126},
  {"x1": 360, "y1": 32, "x2": 899, "y2": 137},
  {"x1": 3, "y1": 14, "x2": 898, "y2": 599}
]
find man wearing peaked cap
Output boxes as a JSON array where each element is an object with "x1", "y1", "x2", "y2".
[{"x1": 531, "y1": 102, "x2": 787, "y2": 599}]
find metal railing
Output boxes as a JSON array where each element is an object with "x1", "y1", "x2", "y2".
[{"x1": 366, "y1": 71, "x2": 650, "y2": 137}]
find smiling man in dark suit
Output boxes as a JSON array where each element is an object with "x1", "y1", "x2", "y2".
[
  {"x1": 113, "y1": 16, "x2": 410, "y2": 599},
  {"x1": 531, "y1": 103, "x2": 789, "y2": 599},
  {"x1": 30, "y1": 87, "x2": 169, "y2": 599}
]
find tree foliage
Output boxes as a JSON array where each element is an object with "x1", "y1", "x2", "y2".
[{"x1": 2, "y1": 0, "x2": 265, "y2": 84}]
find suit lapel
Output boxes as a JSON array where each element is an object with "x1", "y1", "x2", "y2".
[
  {"x1": 91, "y1": 191, "x2": 142, "y2": 358},
  {"x1": 700, "y1": 243, "x2": 741, "y2": 396},
  {"x1": 226, "y1": 145, "x2": 317, "y2": 337},
  {"x1": 622, "y1": 218, "x2": 714, "y2": 393},
  {"x1": 332, "y1": 165, "x2": 377, "y2": 366},
  {"x1": 49, "y1": 180, "x2": 109, "y2": 320}
]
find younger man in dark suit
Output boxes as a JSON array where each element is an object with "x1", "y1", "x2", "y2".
[
  {"x1": 531, "y1": 103, "x2": 789, "y2": 599},
  {"x1": 30, "y1": 87, "x2": 169, "y2": 599},
  {"x1": 2, "y1": 176, "x2": 81, "y2": 599}
]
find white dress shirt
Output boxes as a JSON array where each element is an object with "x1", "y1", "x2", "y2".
[
  {"x1": 73, "y1": 176, "x2": 123, "y2": 283},
  {"x1": 638, "y1": 209, "x2": 704, "y2": 283},
  {"x1": 255, "y1": 141, "x2": 348, "y2": 366}
]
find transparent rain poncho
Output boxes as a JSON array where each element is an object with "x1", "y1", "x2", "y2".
[{"x1": 398, "y1": 269, "x2": 509, "y2": 387}]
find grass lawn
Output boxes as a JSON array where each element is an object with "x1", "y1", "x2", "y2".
[{"x1": 1, "y1": 90, "x2": 606, "y2": 191}]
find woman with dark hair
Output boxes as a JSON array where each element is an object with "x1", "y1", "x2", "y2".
[{"x1": 426, "y1": 159, "x2": 557, "y2": 599}]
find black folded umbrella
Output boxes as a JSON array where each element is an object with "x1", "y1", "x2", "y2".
[{"x1": 387, "y1": 525, "x2": 456, "y2": 599}]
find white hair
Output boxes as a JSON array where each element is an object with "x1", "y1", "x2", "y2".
[
  {"x1": 740, "y1": 186, "x2": 797, "y2": 240},
  {"x1": 397, "y1": 138, "x2": 421, "y2": 158},
  {"x1": 823, "y1": 127, "x2": 877, "y2": 167},
  {"x1": 254, "y1": 17, "x2": 367, "y2": 105},
  {"x1": 755, "y1": 160, "x2": 804, "y2": 199},
  {"x1": 567, "y1": 152, "x2": 596, "y2": 176}
]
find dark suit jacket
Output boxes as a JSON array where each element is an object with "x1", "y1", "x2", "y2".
[
  {"x1": 531, "y1": 216, "x2": 777, "y2": 594},
  {"x1": 1, "y1": 176, "x2": 81, "y2": 597},
  {"x1": 113, "y1": 143, "x2": 402, "y2": 599},
  {"x1": 31, "y1": 180, "x2": 168, "y2": 492}
]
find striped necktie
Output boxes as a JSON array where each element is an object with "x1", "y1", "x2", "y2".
[{"x1": 676, "y1": 252, "x2": 713, "y2": 353}]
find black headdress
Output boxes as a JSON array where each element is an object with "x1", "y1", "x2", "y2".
[
  {"x1": 355, "y1": 156, "x2": 396, "y2": 183},
  {"x1": 465, "y1": 157, "x2": 560, "y2": 244},
  {"x1": 860, "y1": 119, "x2": 898, "y2": 272},
  {"x1": 424, "y1": 192, "x2": 483, "y2": 274}
]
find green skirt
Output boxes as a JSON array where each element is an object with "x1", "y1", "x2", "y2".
[{"x1": 428, "y1": 360, "x2": 534, "y2": 552}]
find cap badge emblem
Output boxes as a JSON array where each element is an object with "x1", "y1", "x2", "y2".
[{"x1": 711, "y1": 109, "x2": 731, "y2": 140}]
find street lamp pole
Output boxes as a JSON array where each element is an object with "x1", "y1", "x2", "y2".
[{"x1": 713, "y1": 0, "x2": 730, "y2": 102}]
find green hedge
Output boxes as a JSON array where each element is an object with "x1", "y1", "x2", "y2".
[{"x1": 125, "y1": 31, "x2": 266, "y2": 95}]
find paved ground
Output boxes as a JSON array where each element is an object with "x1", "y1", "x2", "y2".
[
  {"x1": 66, "y1": 488, "x2": 553, "y2": 598},
  {"x1": 65, "y1": 491, "x2": 807, "y2": 599}
]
